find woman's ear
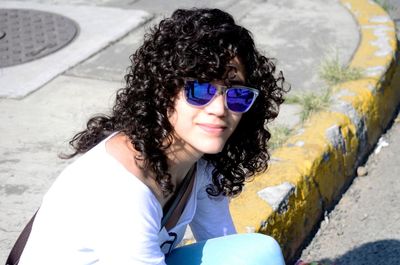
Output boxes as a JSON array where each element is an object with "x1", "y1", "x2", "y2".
[
  {"x1": 225, "y1": 57, "x2": 246, "y2": 84},
  {"x1": 225, "y1": 63, "x2": 238, "y2": 80}
]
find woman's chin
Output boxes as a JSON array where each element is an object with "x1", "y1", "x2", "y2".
[{"x1": 197, "y1": 143, "x2": 225, "y2": 154}]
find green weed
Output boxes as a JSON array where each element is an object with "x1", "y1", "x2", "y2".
[
  {"x1": 319, "y1": 55, "x2": 363, "y2": 87},
  {"x1": 269, "y1": 125, "x2": 293, "y2": 150},
  {"x1": 282, "y1": 51, "x2": 363, "y2": 129},
  {"x1": 284, "y1": 88, "x2": 331, "y2": 123}
]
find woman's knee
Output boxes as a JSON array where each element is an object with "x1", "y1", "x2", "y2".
[
  {"x1": 245, "y1": 233, "x2": 281, "y2": 251},
  {"x1": 233, "y1": 233, "x2": 285, "y2": 265},
  {"x1": 204, "y1": 233, "x2": 285, "y2": 265}
]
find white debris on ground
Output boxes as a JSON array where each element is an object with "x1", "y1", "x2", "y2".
[{"x1": 374, "y1": 136, "x2": 389, "y2": 154}]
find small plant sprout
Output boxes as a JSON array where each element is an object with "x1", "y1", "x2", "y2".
[
  {"x1": 284, "y1": 88, "x2": 332, "y2": 123},
  {"x1": 269, "y1": 124, "x2": 293, "y2": 150},
  {"x1": 319, "y1": 54, "x2": 363, "y2": 87}
]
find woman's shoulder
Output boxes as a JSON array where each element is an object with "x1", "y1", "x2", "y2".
[{"x1": 46, "y1": 136, "x2": 161, "y2": 210}]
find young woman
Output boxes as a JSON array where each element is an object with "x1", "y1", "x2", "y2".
[{"x1": 15, "y1": 8, "x2": 287, "y2": 265}]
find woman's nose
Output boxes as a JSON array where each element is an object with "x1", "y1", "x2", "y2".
[{"x1": 203, "y1": 93, "x2": 226, "y2": 116}]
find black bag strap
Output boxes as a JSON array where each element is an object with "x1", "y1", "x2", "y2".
[
  {"x1": 6, "y1": 211, "x2": 38, "y2": 265},
  {"x1": 160, "y1": 163, "x2": 196, "y2": 230}
]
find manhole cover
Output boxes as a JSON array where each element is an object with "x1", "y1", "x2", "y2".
[{"x1": 0, "y1": 9, "x2": 78, "y2": 68}]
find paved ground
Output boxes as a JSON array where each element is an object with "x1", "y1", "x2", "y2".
[{"x1": 0, "y1": 0, "x2": 360, "y2": 263}]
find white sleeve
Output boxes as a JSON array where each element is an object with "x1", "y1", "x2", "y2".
[{"x1": 189, "y1": 162, "x2": 237, "y2": 242}]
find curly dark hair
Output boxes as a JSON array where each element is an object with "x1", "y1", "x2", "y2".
[{"x1": 66, "y1": 8, "x2": 287, "y2": 197}]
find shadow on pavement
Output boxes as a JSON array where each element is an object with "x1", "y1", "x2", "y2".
[{"x1": 315, "y1": 239, "x2": 400, "y2": 265}]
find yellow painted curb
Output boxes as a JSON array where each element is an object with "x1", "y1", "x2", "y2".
[{"x1": 230, "y1": 0, "x2": 400, "y2": 262}]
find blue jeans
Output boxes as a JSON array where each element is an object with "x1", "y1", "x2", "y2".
[{"x1": 165, "y1": 233, "x2": 286, "y2": 265}]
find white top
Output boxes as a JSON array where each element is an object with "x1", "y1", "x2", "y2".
[{"x1": 19, "y1": 135, "x2": 236, "y2": 265}]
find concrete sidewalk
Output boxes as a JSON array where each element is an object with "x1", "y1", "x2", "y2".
[{"x1": 0, "y1": 0, "x2": 398, "y2": 264}]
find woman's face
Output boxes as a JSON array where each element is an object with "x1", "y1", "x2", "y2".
[{"x1": 168, "y1": 57, "x2": 245, "y2": 157}]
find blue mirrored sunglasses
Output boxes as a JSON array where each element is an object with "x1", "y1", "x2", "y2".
[{"x1": 183, "y1": 80, "x2": 259, "y2": 113}]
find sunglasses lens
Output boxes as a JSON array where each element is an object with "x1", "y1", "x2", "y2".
[
  {"x1": 226, "y1": 88, "x2": 257, "y2": 112},
  {"x1": 184, "y1": 81, "x2": 216, "y2": 106}
]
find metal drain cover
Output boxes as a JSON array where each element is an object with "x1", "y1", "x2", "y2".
[{"x1": 0, "y1": 9, "x2": 78, "y2": 68}]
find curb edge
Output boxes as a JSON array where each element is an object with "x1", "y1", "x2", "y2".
[{"x1": 230, "y1": 0, "x2": 400, "y2": 262}]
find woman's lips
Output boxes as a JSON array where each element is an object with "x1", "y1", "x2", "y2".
[{"x1": 197, "y1": 123, "x2": 227, "y2": 134}]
